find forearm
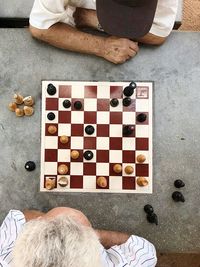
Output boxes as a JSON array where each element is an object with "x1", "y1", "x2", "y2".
[
  {"x1": 30, "y1": 23, "x2": 104, "y2": 57},
  {"x1": 95, "y1": 229, "x2": 130, "y2": 249}
]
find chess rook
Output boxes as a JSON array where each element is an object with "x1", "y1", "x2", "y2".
[{"x1": 45, "y1": 178, "x2": 56, "y2": 190}]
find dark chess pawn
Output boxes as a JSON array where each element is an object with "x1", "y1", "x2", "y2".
[
  {"x1": 123, "y1": 81, "x2": 137, "y2": 97},
  {"x1": 123, "y1": 125, "x2": 134, "y2": 136},
  {"x1": 147, "y1": 213, "x2": 158, "y2": 225},
  {"x1": 74, "y1": 101, "x2": 82, "y2": 110},
  {"x1": 174, "y1": 179, "x2": 185, "y2": 188},
  {"x1": 110, "y1": 98, "x2": 119, "y2": 107},
  {"x1": 84, "y1": 150, "x2": 94, "y2": 160},
  {"x1": 137, "y1": 113, "x2": 147, "y2": 123},
  {"x1": 25, "y1": 161, "x2": 36, "y2": 171},
  {"x1": 144, "y1": 204, "x2": 154, "y2": 214},
  {"x1": 172, "y1": 191, "x2": 185, "y2": 202},
  {"x1": 123, "y1": 97, "x2": 132, "y2": 107},
  {"x1": 85, "y1": 125, "x2": 95, "y2": 135},
  {"x1": 63, "y1": 99, "x2": 71, "y2": 108}
]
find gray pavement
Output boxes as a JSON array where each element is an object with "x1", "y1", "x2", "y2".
[{"x1": 0, "y1": 29, "x2": 200, "y2": 252}]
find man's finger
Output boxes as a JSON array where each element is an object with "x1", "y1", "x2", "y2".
[
  {"x1": 128, "y1": 49, "x2": 137, "y2": 58},
  {"x1": 129, "y1": 41, "x2": 139, "y2": 53}
]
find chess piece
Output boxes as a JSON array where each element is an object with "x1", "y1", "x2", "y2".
[
  {"x1": 113, "y1": 164, "x2": 122, "y2": 174},
  {"x1": 60, "y1": 135, "x2": 69, "y2": 144},
  {"x1": 137, "y1": 154, "x2": 146, "y2": 163},
  {"x1": 45, "y1": 178, "x2": 56, "y2": 190},
  {"x1": 58, "y1": 164, "x2": 68, "y2": 175},
  {"x1": 137, "y1": 113, "x2": 147, "y2": 123},
  {"x1": 63, "y1": 99, "x2": 71, "y2": 108},
  {"x1": 25, "y1": 161, "x2": 36, "y2": 171},
  {"x1": 24, "y1": 106, "x2": 34, "y2": 116},
  {"x1": 71, "y1": 150, "x2": 79, "y2": 160},
  {"x1": 74, "y1": 101, "x2": 82, "y2": 110},
  {"x1": 174, "y1": 179, "x2": 185, "y2": 188},
  {"x1": 110, "y1": 98, "x2": 119, "y2": 107},
  {"x1": 14, "y1": 94, "x2": 24, "y2": 105},
  {"x1": 97, "y1": 177, "x2": 107, "y2": 188},
  {"x1": 47, "y1": 83, "x2": 56, "y2": 95},
  {"x1": 123, "y1": 125, "x2": 134, "y2": 136},
  {"x1": 125, "y1": 165, "x2": 134, "y2": 175},
  {"x1": 48, "y1": 125, "x2": 57, "y2": 134},
  {"x1": 147, "y1": 213, "x2": 158, "y2": 225},
  {"x1": 137, "y1": 177, "x2": 148, "y2": 186},
  {"x1": 58, "y1": 177, "x2": 68, "y2": 187},
  {"x1": 123, "y1": 97, "x2": 132, "y2": 107},
  {"x1": 144, "y1": 204, "x2": 154, "y2": 214},
  {"x1": 123, "y1": 81, "x2": 136, "y2": 97},
  {"x1": 84, "y1": 150, "x2": 93, "y2": 160},
  {"x1": 172, "y1": 191, "x2": 185, "y2": 202},
  {"x1": 47, "y1": 112, "x2": 55, "y2": 120},
  {"x1": 15, "y1": 108, "x2": 24, "y2": 117},
  {"x1": 23, "y1": 96, "x2": 34, "y2": 106},
  {"x1": 85, "y1": 125, "x2": 95, "y2": 135},
  {"x1": 8, "y1": 102, "x2": 17, "y2": 112}
]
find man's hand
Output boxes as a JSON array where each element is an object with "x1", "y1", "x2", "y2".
[
  {"x1": 73, "y1": 8, "x2": 98, "y2": 29},
  {"x1": 99, "y1": 36, "x2": 139, "y2": 64}
]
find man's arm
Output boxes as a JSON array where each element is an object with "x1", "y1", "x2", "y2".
[
  {"x1": 95, "y1": 229, "x2": 130, "y2": 249},
  {"x1": 29, "y1": 23, "x2": 138, "y2": 64},
  {"x1": 74, "y1": 8, "x2": 167, "y2": 46}
]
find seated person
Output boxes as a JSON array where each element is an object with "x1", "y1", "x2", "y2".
[
  {"x1": 29, "y1": 0, "x2": 178, "y2": 64},
  {"x1": 0, "y1": 208, "x2": 157, "y2": 266}
]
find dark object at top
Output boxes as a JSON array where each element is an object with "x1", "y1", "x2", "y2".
[
  {"x1": 174, "y1": 179, "x2": 185, "y2": 188},
  {"x1": 47, "y1": 112, "x2": 55, "y2": 121},
  {"x1": 96, "y1": 0, "x2": 158, "y2": 40},
  {"x1": 25, "y1": 161, "x2": 36, "y2": 172},
  {"x1": 74, "y1": 101, "x2": 82, "y2": 110},
  {"x1": 110, "y1": 98, "x2": 119, "y2": 107},
  {"x1": 123, "y1": 97, "x2": 132, "y2": 107},
  {"x1": 144, "y1": 204, "x2": 154, "y2": 214},
  {"x1": 147, "y1": 213, "x2": 158, "y2": 225},
  {"x1": 85, "y1": 125, "x2": 95, "y2": 135},
  {"x1": 63, "y1": 99, "x2": 71, "y2": 108},
  {"x1": 137, "y1": 113, "x2": 147, "y2": 123},
  {"x1": 123, "y1": 82, "x2": 137, "y2": 97},
  {"x1": 47, "y1": 84, "x2": 56, "y2": 95},
  {"x1": 84, "y1": 150, "x2": 94, "y2": 161},
  {"x1": 172, "y1": 191, "x2": 185, "y2": 202},
  {"x1": 123, "y1": 125, "x2": 134, "y2": 136}
]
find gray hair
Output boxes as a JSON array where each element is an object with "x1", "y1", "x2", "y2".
[{"x1": 12, "y1": 215, "x2": 103, "y2": 267}]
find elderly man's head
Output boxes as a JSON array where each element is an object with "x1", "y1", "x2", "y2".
[{"x1": 12, "y1": 215, "x2": 103, "y2": 267}]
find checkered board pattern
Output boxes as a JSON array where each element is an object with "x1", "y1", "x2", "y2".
[{"x1": 40, "y1": 81, "x2": 153, "y2": 193}]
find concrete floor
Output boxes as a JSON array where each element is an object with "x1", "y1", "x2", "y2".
[{"x1": 0, "y1": 30, "x2": 200, "y2": 253}]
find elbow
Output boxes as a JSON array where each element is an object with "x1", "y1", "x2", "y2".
[
  {"x1": 150, "y1": 36, "x2": 167, "y2": 46},
  {"x1": 29, "y1": 25, "x2": 45, "y2": 40}
]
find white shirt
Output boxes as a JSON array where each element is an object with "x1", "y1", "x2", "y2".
[
  {"x1": 29, "y1": 0, "x2": 178, "y2": 37},
  {"x1": 0, "y1": 210, "x2": 157, "y2": 267}
]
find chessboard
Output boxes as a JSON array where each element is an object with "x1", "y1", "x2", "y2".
[{"x1": 40, "y1": 81, "x2": 153, "y2": 193}]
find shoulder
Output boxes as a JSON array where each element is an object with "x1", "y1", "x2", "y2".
[{"x1": 101, "y1": 235, "x2": 157, "y2": 267}]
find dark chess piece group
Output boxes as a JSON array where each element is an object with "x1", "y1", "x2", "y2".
[{"x1": 144, "y1": 179, "x2": 185, "y2": 225}]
